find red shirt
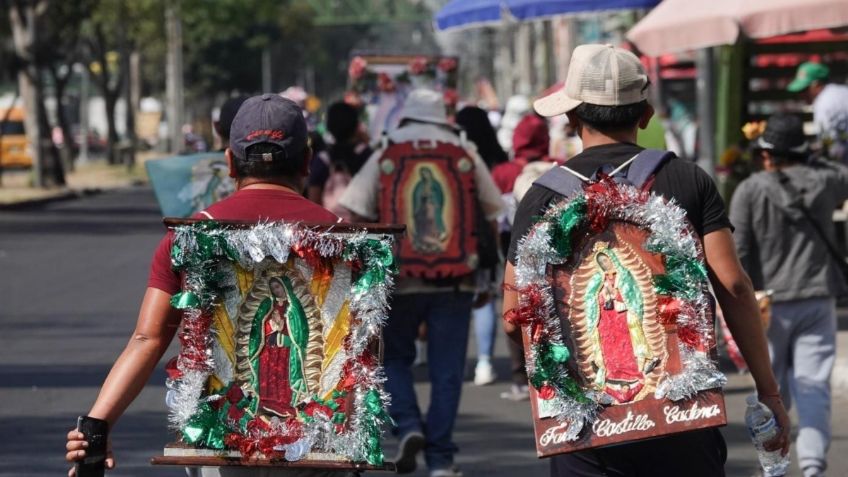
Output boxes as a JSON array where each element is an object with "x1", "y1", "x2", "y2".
[
  {"x1": 491, "y1": 160, "x2": 527, "y2": 193},
  {"x1": 148, "y1": 188, "x2": 338, "y2": 295}
]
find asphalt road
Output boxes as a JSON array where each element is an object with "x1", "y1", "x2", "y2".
[{"x1": 1, "y1": 187, "x2": 845, "y2": 477}]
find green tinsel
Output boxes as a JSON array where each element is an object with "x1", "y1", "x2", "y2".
[
  {"x1": 529, "y1": 342, "x2": 589, "y2": 402},
  {"x1": 548, "y1": 196, "x2": 587, "y2": 257},
  {"x1": 350, "y1": 239, "x2": 397, "y2": 297},
  {"x1": 170, "y1": 291, "x2": 200, "y2": 309},
  {"x1": 182, "y1": 401, "x2": 230, "y2": 449},
  {"x1": 653, "y1": 255, "x2": 707, "y2": 299},
  {"x1": 362, "y1": 389, "x2": 392, "y2": 466}
]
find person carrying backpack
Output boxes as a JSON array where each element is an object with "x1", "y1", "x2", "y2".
[
  {"x1": 340, "y1": 89, "x2": 503, "y2": 477},
  {"x1": 503, "y1": 44, "x2": 789, "y2": 477},
  {"x1": 730, "y1": 113, "x2": 848, "y2": 477}
]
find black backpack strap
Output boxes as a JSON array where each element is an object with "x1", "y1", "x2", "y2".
[
  {"x1": 533, "y1": 165, "x2": 588, "y2": 197},
  {"x1": 624, "y1": 149, "x2": 675, "y2": 188}
]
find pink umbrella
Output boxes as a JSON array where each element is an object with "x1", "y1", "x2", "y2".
[{"x1": 627, "y1": 0, "x2": 848, "y2": 56}]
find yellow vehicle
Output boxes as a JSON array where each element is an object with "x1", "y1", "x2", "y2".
[{"x1": 0, "y1": 107, "x2": 32, "y2": 168}]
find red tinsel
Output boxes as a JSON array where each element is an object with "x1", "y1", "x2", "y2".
[
  {"x1": 539, "y1": 384, "x2": 556, "y2": 400},
  {"x1": 656, "y1": 296, "x2": 681, "y2": 324},
  {"x1": 165, "y1": 357, "x2": 182, "y2": 380},
  {"x1": 677, "y1": 325, "x2": 701, "y2": 348},
  {"x1": 177, "y1": 311, "x2": 213, "y2": 372},
  {"x1": 503, "y1": 284, "x2": 544, "y2": 327},
  {"x1": 292, "y1": 242, "x2": 328, "y2": 270},
  {"x1": 584, "y1": 177, "x2": 617, "y2": 233},
  {"x1": 583, "y1": 175, "x2": 649, "y2": 234},
  {"x1": 304, "y1": 401, "x2": 333, "y2": 419},
  {"x1": 225, "y1": 418, "x2": 304, "y2": 459}
]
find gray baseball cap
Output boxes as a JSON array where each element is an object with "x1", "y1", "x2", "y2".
[{"x1": 229, "y1": 93, "x2": 308, "y2": 161}]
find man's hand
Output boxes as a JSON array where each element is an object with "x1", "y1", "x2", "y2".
[
  {"x1": 759, "y1": 395, "x2": 791, "y2": 456},
  {"x1": 65, "y1": 429, "x2": 115, "y2": 476}
]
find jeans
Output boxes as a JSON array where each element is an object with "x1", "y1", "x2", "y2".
[
  {"x1": 384, "y1": 291, "x2": 474, "y2": 470},
  {"x1": 768, "y1": 297, "x2": 836, "y2": 474},
  {"x1": 472, "y1": 299, "x2": 496, "y2": 359}
]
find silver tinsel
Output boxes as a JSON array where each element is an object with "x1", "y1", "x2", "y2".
[
  {"x1": 654, "y1": 349, "x2": 727, "y2": 401},
  {"x1": 168, "y1": 369, "x2": 208, "y2": 429}
]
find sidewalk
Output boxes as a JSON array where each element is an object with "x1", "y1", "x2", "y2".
[{"x1": 0, "y1": 154, "x2": 156, "y2": 206}]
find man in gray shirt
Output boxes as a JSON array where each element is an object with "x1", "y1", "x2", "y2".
[{"x1": 730, "y1": 113, "x2": 848, "y2": 477}]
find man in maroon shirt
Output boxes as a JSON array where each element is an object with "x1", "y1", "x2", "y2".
[{"x1": 66, "y1": 94, "x2": 337, "y2": 475}]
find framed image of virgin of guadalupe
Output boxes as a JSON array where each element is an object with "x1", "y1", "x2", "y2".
[
  {"x1": 151, "y1": 219, "x2": 404, "y2": 472},
  {"x1": 509, "y1": 177, "x2": 728, "y2": 457}
]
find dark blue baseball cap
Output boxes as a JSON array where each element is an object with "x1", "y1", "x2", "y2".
[{"x1": 229, "y1": 93, "x2": 308, "y2": 161}]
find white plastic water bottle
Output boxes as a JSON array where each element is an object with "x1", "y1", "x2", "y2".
[{"x1": 745, "y1": 395, "x2": 790, "y2": 477}]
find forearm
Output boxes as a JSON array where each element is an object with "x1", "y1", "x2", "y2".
[
  {"x1": 88, "y1": 335, "x2": 173, "y2": 426},
  {"x1": 87, "y1": 287, "x2": 181, "y2": 427},
  {"x1": 502, "y1": 262, "x2": 521, "y2": 342},
  {"x1": 704, "y1": 229, "x2": 779, "y2": 396}
]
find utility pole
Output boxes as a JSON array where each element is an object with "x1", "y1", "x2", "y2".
[
  {"x1": 119, "y1": 1, "x2": 136, "y2": 167},
  {"x1": 516, "y1": 23, "x2": 532, "y2": 96},
  {"x1": 695, "y1": 48, "x2": 716, "y2": 178},
  {"x1": 166, "y1": 0, "x2": 184, "y2": 154}
]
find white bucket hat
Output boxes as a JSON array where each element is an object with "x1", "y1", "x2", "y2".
[
  {"x1": 534, "y1": 44, "x2": 649, "y2": 117},
  {"x1": 398, "y1": 89, "x2": 454, "y2": 127}
]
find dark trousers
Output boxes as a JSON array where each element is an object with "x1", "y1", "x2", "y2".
[
  {"x1": 383, "y1": 291, "x2": 474, "y2": 470},
  {"x1": 549, "y1": 429, "x2": 727, "y2": 477}
]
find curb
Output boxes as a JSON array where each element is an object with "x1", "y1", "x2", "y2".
[{"x1": 0, "y1": 188, "x2": 102, "y2": 211}]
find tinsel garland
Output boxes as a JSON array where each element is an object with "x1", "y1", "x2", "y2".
[
  {"x1": 167, "y1": 221, "x2": 396, "y2": 465},
  {"x1": 513, "y1": 176, "x2": 726, "y2": 440}
]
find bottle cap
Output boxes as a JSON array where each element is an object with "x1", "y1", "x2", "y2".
[{"x1": 746, "y1": 395, "x2": 758, "y2": 406}]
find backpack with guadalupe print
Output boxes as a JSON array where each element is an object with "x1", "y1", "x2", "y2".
[
  {"x1": 377, "y1": 139, "x2": 479, "y2": 279},
  {"x1": 510, "y1": 150, "x2": 727, "y2": 456}
]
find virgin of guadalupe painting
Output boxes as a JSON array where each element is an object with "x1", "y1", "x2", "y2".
[
  {"x1": 248, "y1": 277, "x2": 310, "y2": 417},
  {"x1": 233, "y1": 265, "x2": 325, "y2": 421},
  {"x1": 568, "y1": 240, "x2": 666, "y2": 405},
  {"x1": 411, "y1": 166, "x2": 448, "y2": 253},
  {"x1": 586, "y1": 249, "x2": 659, "y2": 403}
]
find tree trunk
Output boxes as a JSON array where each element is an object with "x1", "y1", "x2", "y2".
[
  {"x1": 103, "y1": 90, "x2": 119, "y2": 165},
  {"x1": 9, "y1": 3, "x2": 45, "y2": 187},
  {"x1": 35, "y1": 82, "x2": 65, "y2": 186},
  {"x1": 51, "y1": 67, "x2": 76, "y2": 173}
]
